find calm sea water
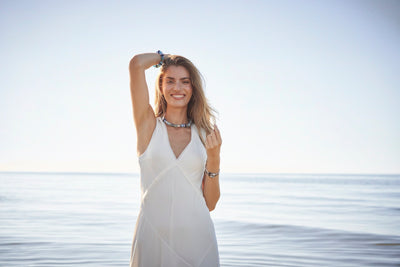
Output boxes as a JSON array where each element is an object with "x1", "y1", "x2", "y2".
[{"x1": 0, "y1": 172, "x2": 399, "y2": 266}]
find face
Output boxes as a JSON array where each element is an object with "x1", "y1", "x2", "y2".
[{"x1": 161, "y1": 65, "x2": 193, "y2": 110}]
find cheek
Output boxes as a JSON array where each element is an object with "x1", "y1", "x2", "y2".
[
  {"x1": 162, "y1": 83, "x2": 171, "y2": 93},
  {"x1": 187, "y1": 86, "x2": 193, "y2": 95}
]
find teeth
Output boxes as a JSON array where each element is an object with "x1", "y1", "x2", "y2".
[{"x1": 172, "y1": 94, "x2": 184, "y2": 98}]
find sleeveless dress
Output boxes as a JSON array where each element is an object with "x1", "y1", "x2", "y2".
[{"x1": 130, "y1": 117, "x2": 220, "y2": 267}]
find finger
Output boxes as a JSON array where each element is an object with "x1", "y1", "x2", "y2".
[
  {"x1": 210, "y1": 131, "x2": 218, "y2": 146},
  {"x1": 206, "y1": 135, "x2": 213, "y2": 149},
  {"x1": 211, "y1": 126, "x2": 220, "y2": 145},
  {"x1": 214, "y1": 125, "x2": 222, "y2": 143},
  {"x1": 205, "y1": 139, "x2": 210, "y2": 150}
]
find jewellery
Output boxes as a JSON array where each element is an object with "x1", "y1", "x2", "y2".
[
  {"x1": 162, "y1": 116, "x2": 192, "y2": 128},
  {"x1": 204, "y1": 167, "x2": 220, "y2": 178},
  {"x1": 154, "y1": 50, "x2": 164, "y2": 68}
]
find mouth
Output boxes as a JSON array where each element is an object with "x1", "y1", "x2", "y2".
[{"x1": 171, "y1": 94, "x2": 185, "y2": 100}]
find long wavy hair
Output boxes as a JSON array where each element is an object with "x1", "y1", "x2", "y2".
[{"x1": 154, "y1": 55, "x2": 217, "y2": 146}]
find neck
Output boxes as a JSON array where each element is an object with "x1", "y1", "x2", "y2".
[{"x1": 164, "y1": 107, "x2": 189, "y2": 124}]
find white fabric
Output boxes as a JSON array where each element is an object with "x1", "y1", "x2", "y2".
[{"x1": 130, "y1": 117, "x2": 220, "y2": 267}]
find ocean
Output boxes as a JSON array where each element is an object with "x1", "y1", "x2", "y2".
[{"x1": 0, "y1": 172, "x2": 399, "y2": 266}]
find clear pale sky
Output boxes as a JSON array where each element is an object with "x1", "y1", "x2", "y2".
[{"x1": 1, "y1": 0, "x2": 399, "y2": 174}]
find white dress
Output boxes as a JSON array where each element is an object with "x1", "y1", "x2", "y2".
[{"x1": 130, "y1": 117, "x2": 220, "y2": 267}]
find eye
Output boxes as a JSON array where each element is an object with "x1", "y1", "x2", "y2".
[
  {"x1": 167, "y1": 80, "x2": 174, "y2": 84},
  {"x1": 183, "y1": 81, "x2": 190, "y2": 84}
]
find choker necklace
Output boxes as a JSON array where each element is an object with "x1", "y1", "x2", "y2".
[{"x1": 162, "y1": 116, "x2": 192, "y2": 128}]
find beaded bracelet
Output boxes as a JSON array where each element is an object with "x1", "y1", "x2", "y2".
[{"x1": 154, "y1": 50, "x2": 164, "y2": 68}]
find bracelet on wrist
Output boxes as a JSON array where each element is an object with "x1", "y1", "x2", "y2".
[
  {"x1": 154, "y1": 50, "x2": 164, "y2": 68},
  {"x1": 204, "y1": 167, "x2": 220, "y2": 178}
]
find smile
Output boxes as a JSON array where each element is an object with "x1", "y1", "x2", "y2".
[{"x1": 171, "y1": 94, "x2": 185, "y2": 99}]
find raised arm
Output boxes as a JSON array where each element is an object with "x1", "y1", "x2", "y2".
[
  {"x1": 128, "y1": 53, "x2": 162, "y2": 126},
  {"x1": 128, "y1": 53, "x2": 162, "y2": 156}
]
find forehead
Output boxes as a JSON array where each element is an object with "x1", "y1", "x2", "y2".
[{"x1": 164, "y1": 65, "x2": 190, "y2": 79}]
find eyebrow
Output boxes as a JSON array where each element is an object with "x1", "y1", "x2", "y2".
[{"x1": 165, "y1": 77, "x2": 190, "y2": 80}]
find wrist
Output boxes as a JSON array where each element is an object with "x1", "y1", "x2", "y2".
[
  {"x1": 205, "y1": 157, "x2": 220, "y2": 173},
  {"x1": 154, "y1": 50, "x2": 164, "y2": 68},
  {"x1": 204, "y1": 166, "x2": 220, "y2": 178},
  {"x1": 206, "y1": 154, "x2": 220, "y2": 162}
]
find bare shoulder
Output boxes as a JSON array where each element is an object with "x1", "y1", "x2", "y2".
[{"x1": 136, "y1": 106, "x2": 157, "y2": 157}]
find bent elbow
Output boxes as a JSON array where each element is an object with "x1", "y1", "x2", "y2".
[{"x1": 129, "y1": 55, "x2": 143, "y2": 70}]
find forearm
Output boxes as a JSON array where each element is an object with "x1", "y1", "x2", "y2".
[
  {"x1": 129, "y1": 52, "x2": 162, "y2": 71},
  {"x1": 203, "y1": 156, "x2": 221, "y2": 211}
]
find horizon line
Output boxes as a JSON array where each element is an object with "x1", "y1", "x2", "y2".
[{"x1": 0, "y1": 170, "x2": 399, "y2": 176}]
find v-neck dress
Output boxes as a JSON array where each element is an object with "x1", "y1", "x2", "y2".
[{"x1": 130, "y1": 116, "x2": 220, "y2": 267}]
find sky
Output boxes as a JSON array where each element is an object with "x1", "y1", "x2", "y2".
[{"x1": 0, "y1": 0, "x2": 399, "y2": 174}]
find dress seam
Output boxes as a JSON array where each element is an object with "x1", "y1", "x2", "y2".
[
  {"x1": 197, "y1": 243, "x2": 215, "y2": 267},
  {"x1": 141, "y1": 164, "x2": 175, "y2": 203},
  {"x1": 141, "y1": 212, "x2": 192, "y2": 267}
]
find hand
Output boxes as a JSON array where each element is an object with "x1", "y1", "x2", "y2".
[
  {"x1": 162, "y1": 53, "x2": 171, "y2": 65},
  {"x1": 205, "y1": 125, "x2": 222, "y2": 159}
]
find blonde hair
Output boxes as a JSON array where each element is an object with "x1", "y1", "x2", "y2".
[{"x1": 154, "y1": 55, "x2": 217, "y2": 145}]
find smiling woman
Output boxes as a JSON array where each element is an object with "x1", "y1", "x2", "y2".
[
  {"x1": 161, "y1": 66, "x2": 193, "y2": 121},
  {"x1": 128, "y1": 52, "x2": 221, "y2": 267}
]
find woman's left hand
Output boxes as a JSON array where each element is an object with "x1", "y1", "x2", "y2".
[{"x1": 205, "y1": 125, "x2": 222, "y2": 159}]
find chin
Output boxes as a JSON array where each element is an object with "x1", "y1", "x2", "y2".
[
  {"x1": 167, "y1": 98, "x2": 190, "y2": 106},
  {"x1": 168, "y1": 103, "x2": 189, "y2": 109}
]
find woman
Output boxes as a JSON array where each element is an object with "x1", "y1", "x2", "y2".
[{"x1": 128, "y1": 51, "x2": 222, "y2": 267}]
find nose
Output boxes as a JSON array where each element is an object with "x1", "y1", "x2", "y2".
[{"x1": 173, "y1": 81, "x2": 184, "y2": 92}]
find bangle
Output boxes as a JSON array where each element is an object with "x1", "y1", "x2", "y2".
[
  {"x1": 204, "y1": 167, "x2": 220, "y2": 178},
  {"x1": 154, "y1": 50, "x2": 164, "y2": 68}
]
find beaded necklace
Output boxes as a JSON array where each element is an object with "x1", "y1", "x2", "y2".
[{"x1": 161, "y1": 116, "x2": 192, "y2": 128}]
